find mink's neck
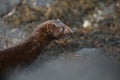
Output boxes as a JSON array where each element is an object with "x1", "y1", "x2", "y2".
[
  {"x1": 20, "y1": 31, "x2": 52, "y2": 56},
  {"x1": 0, "y1": 30, "x2": 53, "y2": 68}
]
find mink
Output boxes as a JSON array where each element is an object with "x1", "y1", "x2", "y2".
[{"x1": 0, "y1": 19, "x2": 73, "y2": 76}]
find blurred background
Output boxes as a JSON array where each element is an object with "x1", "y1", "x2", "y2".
[{"x1": 0, "y1": 0, "x2": 120, "y2": 80}]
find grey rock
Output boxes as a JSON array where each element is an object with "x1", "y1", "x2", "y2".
[
  {"x1": 0, "y1": 0, "x2": 21, "y2": 17},
  {"x1": 0, "y1": 0, "x2": 55, "y2": 17},
  {"x1": 26, "y1": 0, "x2": 55, "y2": 7}
]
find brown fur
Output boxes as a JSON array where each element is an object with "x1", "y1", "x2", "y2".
[{"x1": 0, "y1": 19, "x2": 73, "y2": 75}]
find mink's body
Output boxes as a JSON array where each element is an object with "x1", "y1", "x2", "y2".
[{"x1": 0, "y1": 20, "x2": 73, "y2": 76}]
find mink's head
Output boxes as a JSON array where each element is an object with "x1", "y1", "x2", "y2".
[{"x1": 36, "y1": 19, "x2": 73, "y2": 39}]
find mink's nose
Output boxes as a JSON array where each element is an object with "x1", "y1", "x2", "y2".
[{"x1": 64, "y1": 27, "x2": 73, "y2": 35}]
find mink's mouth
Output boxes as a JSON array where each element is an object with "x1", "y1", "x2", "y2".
[
  {"x1": 53, "y1": 31, "x2": 73, "y2": 39},
  {"x1": 63, "y1": 30, "x2": 73, "y2": 38},
  {"x1": 66, "y1": 34, "x2": 73, "y2": 38},
  {"x1": 59, "y1": 33, "x2": 73, "y2": 39}
]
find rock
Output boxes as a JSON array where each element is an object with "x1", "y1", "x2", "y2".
[
  {"x1": 0, "y1": 0, "x2": 21, "y2": 17},
  {"x1": 0, "y1": 0, "x2": 55, "y2": 17},
  {"x1": 0, "y1": 21, "x2": 26, "y2": 49},
  {"x1": 26, "y1": 0, "x2": 55, "y2": 8}
]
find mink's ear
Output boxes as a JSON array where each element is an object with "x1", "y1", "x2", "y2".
[{"x1": 46, "y1": 23, "x2": 55, "y2": 33}]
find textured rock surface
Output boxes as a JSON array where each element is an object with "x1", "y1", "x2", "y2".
[
  {"x1": 26, "y1": 0, "x2": 55, "y2": 7},
  {"x1": 0, "y1": 21, "x2": 26, "y2": 49},
  {"x1": 0, "y1": 0, "x2": 20, "y2": 16},
  {"x1": 0, "y1": 0, "x2": 55, "y2": 17}
]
